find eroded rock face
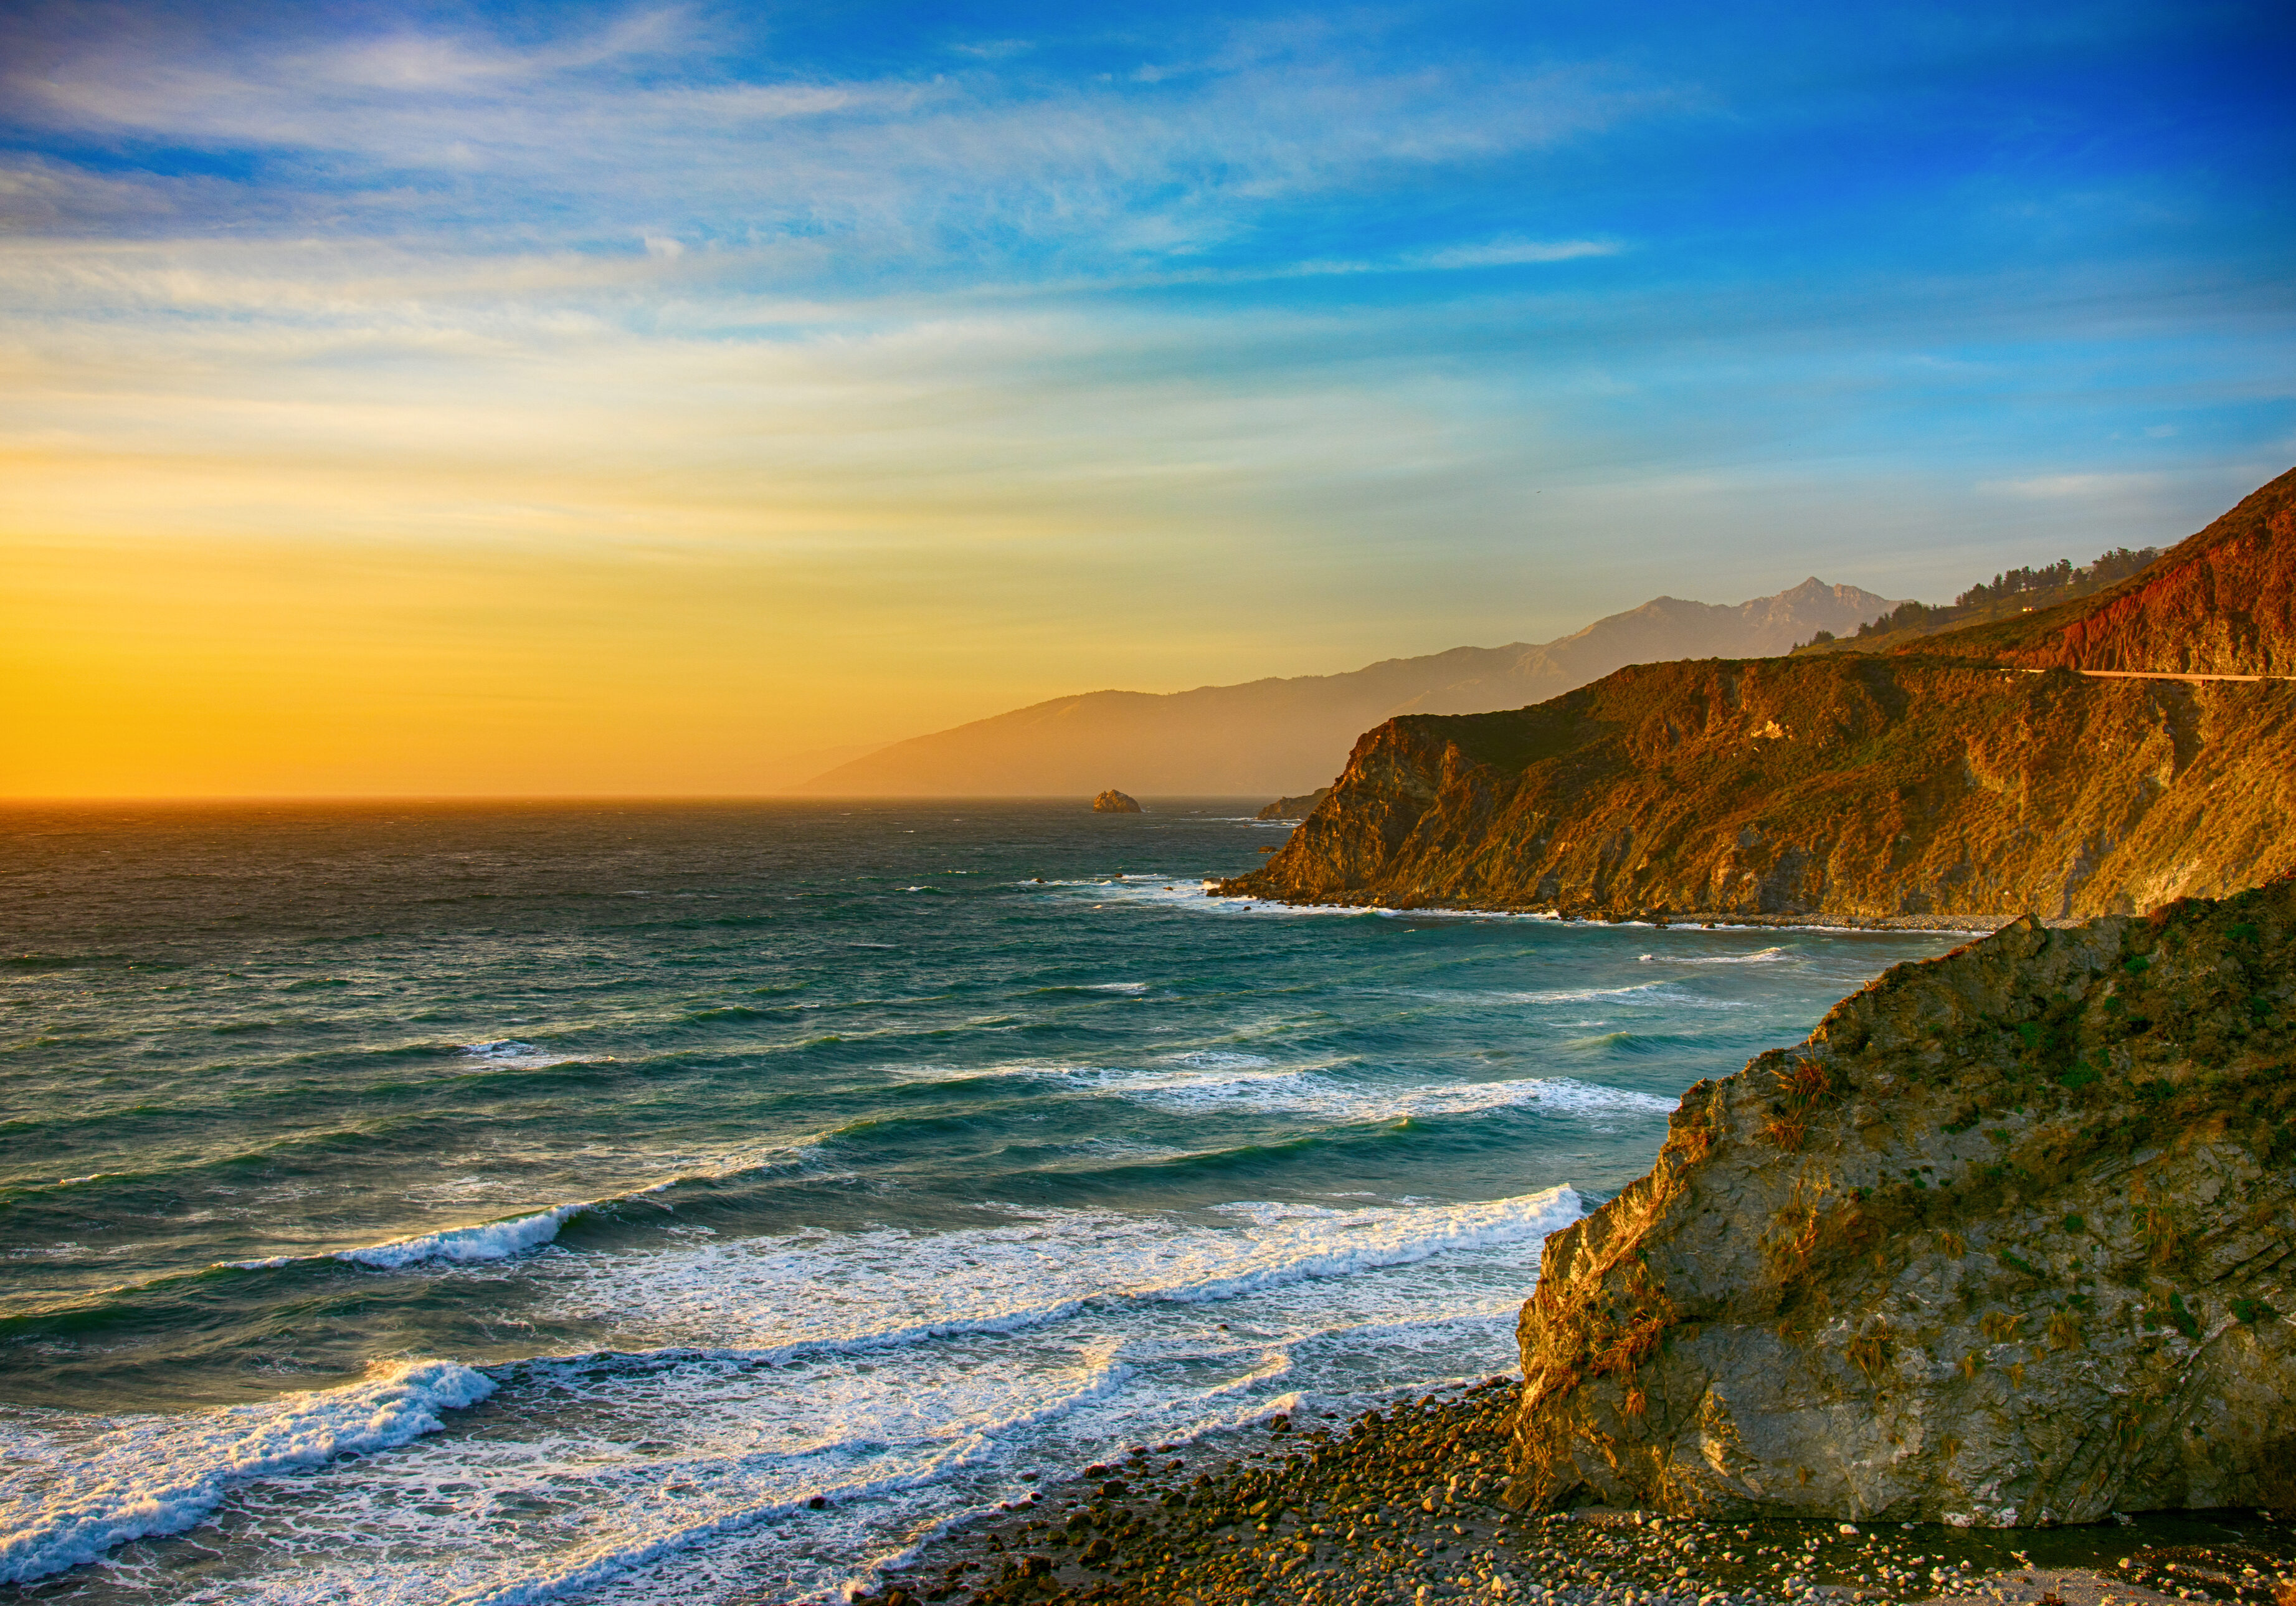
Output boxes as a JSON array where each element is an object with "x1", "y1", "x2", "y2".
[
  {"x1": 1509, "y1": 879, "x2": 2296, "y2": 1526},
  {"x1": 1983, "y1": 465, "x2": 2296, "y2": 677},
  {"x1": 1091, "y1": 789, "x2": 1144, "y2": 814}
]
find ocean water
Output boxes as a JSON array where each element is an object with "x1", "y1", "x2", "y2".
[{"x1": 0, "y1": 801, "x2": 1962, "y2": 1604}]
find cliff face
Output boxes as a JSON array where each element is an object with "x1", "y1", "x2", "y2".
[
  {"x1": 1507, "y1": 878, "x2": 2296, "y2": 1524},
  {"x1": 1225, "y1": 471, "x2": 2296, "y2": 920},
  {"x1": 1224, "y1": 657, "x2": 2296, "y2": 920}
]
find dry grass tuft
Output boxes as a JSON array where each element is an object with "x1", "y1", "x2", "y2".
[{"x1": 1762, "y1": 1056, "x2": 1846, "y2": 1151}]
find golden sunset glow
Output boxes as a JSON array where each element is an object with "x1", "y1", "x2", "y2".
[{"x1": 4, "y1": 7, "x2": 2287, "y2": 796}]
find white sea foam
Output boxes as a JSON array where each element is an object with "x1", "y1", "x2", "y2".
[
  {"x1": 0, "y1": 1359, "x2": 494, "y2": 1585},
  {"x1": 881, "y1": 1057, "x2": 1671, "y2": 1128},
  {"x1": 336, "y1": 1204, "x2": 587, "y2": 1269},
  {"x1": 1107, "y1": 1068, "x2": 1676, "y2": 1122},
  {"x1": 460, "y1": 1039, "x2": 582, "y2": 1070},
  {"x1": 215, "y1": 1204, "x2": 584, "y2": 1273},
  {"x1": 1636, "y1": 944, "x2": 1795, "y2": 965},
  {"x1": 535, "y1": 1187, "x2": 1580, "y2": 1354},
  {"x1": 212, "y1": 1138, "x2": 835, "y2": 1276},
  {"x1": 11, "y1": 1189, "x2": 1582, "y2": 1603}
]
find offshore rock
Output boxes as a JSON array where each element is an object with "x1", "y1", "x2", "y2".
[
  {"x1": 1509, "y1": 878, "x2": 2296, "y2": 1526},
  {"x1": 1091, "y1": 789, "x2": 1144, "y2": 814}
]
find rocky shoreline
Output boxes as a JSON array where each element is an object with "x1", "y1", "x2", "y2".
[
  {"x1": 847, "y1": 1382, "x2": 2294, "y2": 1606},
  {"x1": 1208, "y1": 889, "x2": 2034, "y2": 935}
]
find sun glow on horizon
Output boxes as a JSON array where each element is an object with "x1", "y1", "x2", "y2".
[{"x1": 4, "y1": 1, "x2": 2291, "y2": 797}]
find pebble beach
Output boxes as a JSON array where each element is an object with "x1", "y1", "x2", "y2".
[{"x1": 862, "y1": 1380, "x2": 2296, "y2": 1606}]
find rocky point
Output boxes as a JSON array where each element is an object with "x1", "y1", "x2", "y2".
[{"x1": 1509, "y1": 878, "x2": 2296, "y2": 1526}]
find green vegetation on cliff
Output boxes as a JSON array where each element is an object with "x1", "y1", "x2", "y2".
[{"x1": 1793, "y1": 545, "x2": 2161, "y2": 655}]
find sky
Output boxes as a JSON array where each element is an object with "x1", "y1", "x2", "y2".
[{"x1": 3, "y1": 1, "x2": 2293, "y2": 796}]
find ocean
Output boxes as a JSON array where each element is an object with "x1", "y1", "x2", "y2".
[{"x1": 0, "y1": 801, "x2": 1962, "y2": 1604}]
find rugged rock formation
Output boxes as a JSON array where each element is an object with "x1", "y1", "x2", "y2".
[
  {"x1": 1222, "y1": 470, "x2": 2296, "y2": 921},
  {"x1": 1255, "y1": 789, "x2": 1331, "y2": 820},
  {"x1": 1091, "y1": 789, "x2": 1143, "y2": 814},
  {"x1": 1509, "y1": 877, "x2": 2296, "y2": 1525}
]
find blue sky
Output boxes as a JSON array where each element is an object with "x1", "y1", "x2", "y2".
[{"x1": 4, "y1": 1, "x2": 2294, "y2": 791}]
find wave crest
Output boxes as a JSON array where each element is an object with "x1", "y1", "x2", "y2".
[{"x1": 0, "y1": 1359, "x2": 493, "y2": 1585}]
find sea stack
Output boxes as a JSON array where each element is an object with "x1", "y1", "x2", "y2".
[
  {"x1": 1509, "y1": 878, "x2": 2296, "y2": 1525},
  {"x1": 1091, "y1": 789, "x2": 1143, "y2": 814}
]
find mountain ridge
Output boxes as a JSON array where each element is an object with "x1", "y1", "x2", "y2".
[{"x1": 797, "y1": 578, "x2": 1908, "y2": 797}]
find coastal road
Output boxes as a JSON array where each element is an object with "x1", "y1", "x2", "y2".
[{"x1": 2019, "y1": 668, "x2": 2296, "y2": 683}]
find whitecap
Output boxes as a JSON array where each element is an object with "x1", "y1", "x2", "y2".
[
  {"x1": 0, "y1": 1359, "x2": 493, "y2": 1585},
  {"x1": 1638, "y1": 944, "x2": 1796, "y2": 966},
  {"x1": 535, "y1": 1187, "x2": 1580, "y2": 1357},
  {"x1": 1114, "y1": 1070, "x2": 1676, "y2": 1123},
  {"x1": 333, "y1": 1204, "x2": 586, "y2": 1270}
]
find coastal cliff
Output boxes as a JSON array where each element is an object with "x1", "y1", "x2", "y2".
[
  {"x1": 1218, "y1": 660, "x2": 2296, "y2": 921},
  {"x1": 1507, "y1": 878, "x2": 2296, "y2": 1524},
  {"x1": 1220, "y1": 470, "x2": 2296, "y2": 921}
]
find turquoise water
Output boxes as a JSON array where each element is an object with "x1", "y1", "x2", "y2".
[{"x1": 0, "y1": 801, "x2": 1959, "y2": 1602}]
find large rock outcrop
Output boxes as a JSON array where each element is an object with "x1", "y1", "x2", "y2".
[
  {"x1": 1091, "y1": 789, "x2": 1144, "y2": 814},
  {"x1": 1255, "y1": 789, "x2": 1332, "y2": 820},
  {"x1": 1509, "y1": 878, "x2": 2296, "y2": 1526}
]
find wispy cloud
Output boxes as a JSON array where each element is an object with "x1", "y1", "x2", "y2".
[
  {"x1": 1, "y1": 1, "x2": 2289, "y2": 794},
  {"x1": 1, "y1": 6, "x2": 1659, "y2": 277}
]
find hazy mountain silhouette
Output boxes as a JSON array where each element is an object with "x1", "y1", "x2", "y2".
[{"x1": 798, "y1": 579, "x2": 1908, "y2": 797}]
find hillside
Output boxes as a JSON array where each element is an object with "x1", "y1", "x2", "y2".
[
  {"x1": 1223, "y1": 469, "x2": 2296, "y2": 920},
  {"x1": 796, "y1": 579, "x2": 1905, "y2": 797},
  {"x1": 1793, "y1": 465, "x2": 2296, "y2": 673},
  {"x1": 1953, "y1": 464, "x2": 2296, "y2": 673},
  {"x1": 1788, "y1": 545, "x2": 2159, "y2": 657}
]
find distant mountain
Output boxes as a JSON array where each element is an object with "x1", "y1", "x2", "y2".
[{"x1": 797, "y1": 579, "x2": 1909, "y2": 797}]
